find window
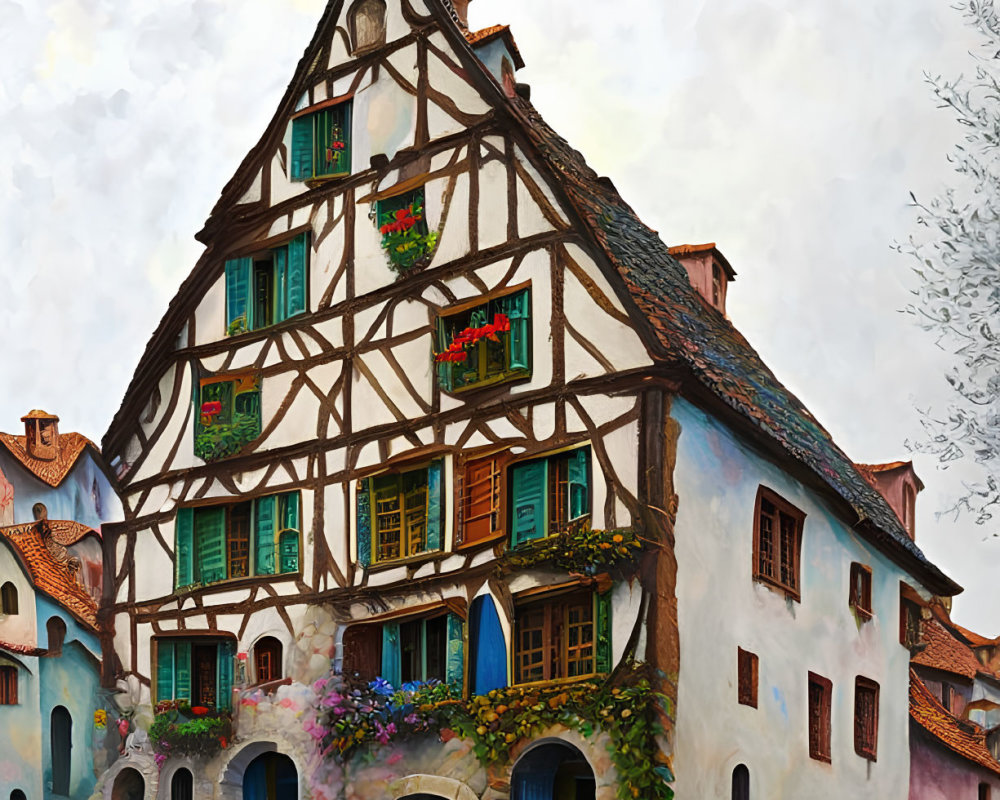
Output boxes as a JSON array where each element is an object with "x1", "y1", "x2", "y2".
[
  {"x1": 731, "y1": 765, "x2": 749, "y2": 800},
  {"x1": 980, "y1": 783, "x2": 991, "y2": 800},
  {"x1": 457, "y1": 453, "x2": 507, "y2": 547},
  {"x1": 51, "y1": 706, "x2": 71, "y2": 795},
  {"x1": 753, "y1": 487, "x2": 804, "y2": 600},
  {"x1": 903, "y1": 482, "x2": 916, "y2": 538},
  {"x1": 900, "y1": 589, "x2": 922, "y2": 649},
  {"x1": 355, "y1": 461, "x2": 444, "y2": 566},
  {"x1": 171, "y1": 769, "x2": 194, "y2": 800},
  {"x1": 712, "y1": 261, "x2": 724, "y2": 308},
  {"x1": 155, "y1": 637, "x2": 235, "y2": 710},
  {"x1": 0, "y1": 582, "x2": 17, "y2": 615},
  {"x1": 194, "y1": 372, "x2": 262, "y2": 462},
  {"x1": 46, "y1": 617, "x2": 66, "y2": 657},
  {"x1": 175, "y1": 491, "x2": 301, "y2": 589},
  {"x1": 291, "y1": 100, "x2": 352, "y2": 182},
  {"x1": 0, "y1": 666, "x2": 17, "y2": 704},
  {"x1": 737, "y1": 648, "x2": 758, "y2": 708},
  {"x1": 854, "y1": 676, "x2": 879, "y2": 760},
  {"x1": 510, "y1": 447, "x2": 590, "y2": 546},
  {"x1": 808, "y1": 672, "x2": 832, "y2": 762},
  {"x1": 849, "y1": 563, "x2": 873, "y2": 621},
  {"x1": 436, "y1": 287, "x2": 531, "y2": 393},
  {"x1": 941, "y1": 682, "x2": 954, "y2": 715},
  {"x1": 341, "y1": 612, "x2": 464, "y2": 689},
  {"x1": 514, "y1": 590, "x2": 611, "y2": 684},
  {"x1": 375, "y1": 187, "x2": 438, "y2": 272},
  {"x1": 348, "y1": 0, "x2": 386, "y2": 52},
  {"x1": 224, "y1": 233, "x2": 310, "y2": 336},
  {"x1": 254, "y1": 637, "x2": 283, "y2": 684}
]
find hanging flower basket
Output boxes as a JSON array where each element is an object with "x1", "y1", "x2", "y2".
[
  {"x1": 378, "y1": 197, "x2": 439, "y2": 276},
  {"x1": 149, "y1": 704, "x2": 232, "y2": 765}
]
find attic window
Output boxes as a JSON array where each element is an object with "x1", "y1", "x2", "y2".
[
  {"x1": 291, "y1": 100, "x2": 352, "y2": 182},
  {"x1": 712, "y1": 262, "x2": 724, "y2": 307},
  {"x1": 349, "y1": 0, "x2": 386, "y2": 53},
  {"x1": 903, "y1": 482, "x2": 916, "y2": 538},
  {"x1": 849, "y1": 563, "x2": 873, "y2": 621},
  {"x1": 753, "y1": 487, "x2": 804, "y2": 600}
]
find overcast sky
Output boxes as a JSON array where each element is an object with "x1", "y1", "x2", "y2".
[{"x1": 1, "y1": 0, "x2": 996, "y2": 630}]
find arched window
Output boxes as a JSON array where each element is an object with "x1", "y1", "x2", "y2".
[
  {"x1": 254, "y1": 637, "x2": 283, "y2": 685},
  {"x1": 51, "y1": 706, "x2": 72, "y2": 796},
  {"x1": 172, "y1": 768, "x2": 194, "y2": 800},
  {"x1": 511, "y1": 741, "x2": 595, "y2": 800},
  {"x1": 349, "y1": 0, "x2": 386, "y2": 53},
  {"x1": 1, "y1": 583, "x2": 17, "y2": 615},
  {"x1": 47, "y1": 617, "x2": 67, "y2": 656},
  {"x1": 732, "y1": 764, "x2": 750, "y2": 800}
]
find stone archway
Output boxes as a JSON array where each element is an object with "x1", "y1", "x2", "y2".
[
  {"x1": 510, "y1": 740, "x2": 596, "y2": 800},
  {"x1": 389, "y1": 775, "x2": 478, "y2": 800},
  {"x1": 111, "y1": 768, "x2": 146, "y2": 800},
  {"x1": 243, "y1": 752, "x2": 297, "y2": 800}
]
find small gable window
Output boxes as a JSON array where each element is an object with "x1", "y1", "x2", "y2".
[
  {"x1": 349, "y1": 0, "x2": 386, "y2": 53},
  {"x1": 510, "y1": 447, "x2": 590, "y2": 547},
  {"x1": 753, "y1": 487, "x2": 804, "y2": 600},
  {"x1": 291, "y1": 100, "x2": 352, "y2": 182},
  {"x1": 225, "y1": 233, "x2": 310, "y2": 336},
  {"x1": 155, "y1": 637, "x2": 236, "y2": 710},
  {"x1": 0, "y1": 583, "x2": 17, "y2": 615},
  {"x1": 854, "y1": 676, "x2": 879, "y2": 760},
  {"x1": 375, "y1": 187, "x2": 439, "y2": 275},
  {"x1": 0, "y1": 665, "x2": 17, "y2": 704},
  {"x1": 253, "y1": 637, "x2": 283, "y2": 685},
  {"x1": 849, "y1": 562, "x2": 873, "y2": 621},
  {"x1": 514, "y1": 590, "x2": 611, "y2": 684},
  {"x1": 356, "y1": 460, "x2": 445, "y2": 566},
  {"x1": 808, "y1": 672, "x2": 832, "y2": 762},
  {"x1": 174, "y1": 491, "x2": 301, "y2": 590},
  {"x1": 194, "y1": 373, "x2": 262, "y2": 462},
  {"x1": 342, "y1": 611, "x2": 464, "y2": 689},
  {"x1": 436, "y1": 287, "x2": 531, "y2": 393}
]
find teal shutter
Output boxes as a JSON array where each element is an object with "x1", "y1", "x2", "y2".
[
  {"x1": 195, "y1": 507, "x2": 227, "y2": 585},
  {"x1": 286, "y1": 234, "x2": 309, "y2": 319},
  {"x1": 511, "y1": 460, "x2": 548, "y2": 545},
  {"x1": 175, "y1": 641, "x2": 192, "y2": 702},
  {"x1": 225, "y1": 257, "x2": 253, "y2": 335},
  {"x1": 507, "y1": 290, "x2": 530, "y2": 371},
  {"x1": 435, "y1": 317, "x2": 454, "y2": 392},
  {"x1": 155, "y1": 641, "x2": 175, "y2": 704},
  {"x1": 425, "y1": 460, "x2": 444, "y2": 552},
  {"x1": 254, "y1": 495, "x2": 277, "y2": 576},
  {"x1": 175, "y1": 508, "x2": 194, "y2": 588},
  {"x1": 274, "y1": 245, "x2": 288, "y2": 323},
  {"x1": 445, "y1": 613, "x2": 465, "y2": 688},
  {"x1": 381, "y1": 623, "x2": 401, "y2": 688},
  {"x1": 595, "y1": 591, "x2": 613, "y2": 675},
  {"x1": 357, "y1": 478, "x2": 372, "y2": 568},
  {"x1": 568, "y1": 449, "x2": 590, "y2": 520},
  {"x1": 291, "y1": 116, "x2": 314, "y2": 180},
  {"x1": 279, "y1": 492, "x2": 301, "y2": 573},
  {"x1": 217, "y1": 639, "x2": 235, "y2": 711}
]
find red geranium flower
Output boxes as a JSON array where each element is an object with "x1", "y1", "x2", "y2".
[
  {"x1": 200, "y1": 401, "x2": 222, "y2": 417},
  {"x1": 191, "y1": 706, "x2": 209, "y2": 716}
]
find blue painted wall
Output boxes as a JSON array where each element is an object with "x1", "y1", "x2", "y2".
[{"x1": 0, "y1": 652, "x2": 42, "y2": 799}]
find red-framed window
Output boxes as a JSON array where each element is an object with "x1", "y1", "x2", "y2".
[
  {"x1": 850, "y1": 562, "x2": 873, "y2": 621},
  {"x1": 854, "y1": 676, "x2": 879, "y2": 760},
  {"x1": 753, "y1": 487, "x2": 805, "y2": 600},
  {"x1": 808, "y1": 672, "x2": 832, "y2": 762},
  {"x1": 737, "y1": 648, "x2": 758, "y2": 708}
]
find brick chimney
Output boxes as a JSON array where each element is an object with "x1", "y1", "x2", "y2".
[
  {"x1": 22, "y1": 410, "x2": 60, "y2": 461},
  {"x1": 668, "y1": 243, "x2": 736, "y2": 316}
]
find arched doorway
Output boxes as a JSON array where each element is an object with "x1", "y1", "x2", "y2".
[
  {"x1": 51, "y1": 705, "x2": 72, "y2": 795},
  {"x1": 243, "y1": 752, "x2": 297, "y2": 800},
  {"x1": 172, "y1": 767, "x2": 194, "y2": 800},
  {"x1": 732, "y1": 764, "x2": 749, "y2": 800},
  {"x1": 111, "y1": 768, "x2": 145, "y2": 800},
  {"x1": 11, "y1": 791, "x2": 27, "y2": 800},
  {"x1": 511, "y1": 741, "x2": 596, "y2": 800}
]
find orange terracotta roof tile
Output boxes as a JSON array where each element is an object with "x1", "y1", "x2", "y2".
[
  {"x1": 48, "y1": 520, "x2": 100, "y2": 547},
  {"x1": 464, "y1": 24, "x2": 524, "y2": 69},
  {"x1": 465, "y1": 24, "x2": 507, "y2": 44},
  {"x1": 910, "y1": 670, "x2": 1000, "y2": 775},
  {"x1": 0, "y1": 640, "x2": 44, "y2": 657},
  {"x1": 0, "y1": 521, "x2": 97, "y2": 628},
  {"x1": 950, "y1": 622, "x2": 998, "y2": 649},
  {"x1": 0, "y1": 431, "x2": 95, "y2": 488},
  {"x1": 913, "y1": 619, "x2": 985, "y2": 680}
]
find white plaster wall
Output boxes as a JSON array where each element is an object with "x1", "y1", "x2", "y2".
[
  {"x1": 0, "y1": 545, "x2": 35, "y2": 646},
  {"x1": 193, "y1": 276, "x2": 226, "y2": 347},
  {"x1": 671, "y1": 397, "x2": 918, "y2": 799}
]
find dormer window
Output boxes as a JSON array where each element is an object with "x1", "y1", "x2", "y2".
[
  {"x1": 22, "y1": 411, "x2": 60, "y2": 461},
  {"x1": 667, "y1": 243, "x2": 735, "y2": 315},
  {"x1": 290, "y1": 100, "x2": 352, "y2": 182},
  {"x1": 348, "y1": 0, "x2": 386, "y2": 54}
]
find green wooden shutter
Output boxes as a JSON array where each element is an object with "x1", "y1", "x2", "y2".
[
  {"x1": 568, "y1": 449, "x2": 590, "y2": 520},
  {"x1": 425, "y1": 460, "x2": 444, "y2": 552},
  {"x1": 381, "y1": 623, "x2": 401, "y2": 688},
  {"x1": 195, "y1": 507, "x2": 227, "y2": 585},
  {"x1": 291, "y1": 116, "x2": 314, "y2": 180},
  {"x1": 254, "y1": 495, "x2": 277, "y2": 576},
  {"x1": 507, "y1": 290, "x2": 530, "y2": 371},
  {"x1": 279, "y1": 492, "x2": 301, "y2": 573},
  {"x1": 274, "y1": 244, "x2": 288, "y2": 323},
  {"x1": 225, "y1": 257, "x2": 254, "y2": 335},
  {"x1": 175, "y1": 508, "x2": 194, "y2": 589},
  {"x1": 286, "y1": 234, "x2": 309, "y2": 319},
  {"x1": 595, "y1": 590, "x2": 613, "y2": 675},
  {"x1": 175, "y1": 641, "x2": 192, "y2": 702},
  {"x1": 511, "y1": 460, "x2": 548, "y2": 545},
  {"x1": 217, "y1": 639, "x2": 235, "y2": 711},
  {"x1": 357, "y1": 478, "x2": 372, "y2": 568},
  {"x1": 155, "y1": 640, "x2": 175, "y2": 704},
  {"x1": 435, "y1": 317, "x2": 455, "y2": 392},
  {"x1": 445, "y1": 613, "x2": 465, "y2": 688}
]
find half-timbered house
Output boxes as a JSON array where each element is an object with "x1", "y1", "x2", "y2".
[{"x1": 96, "y1": 1, "x2": 958, "y2": 798}]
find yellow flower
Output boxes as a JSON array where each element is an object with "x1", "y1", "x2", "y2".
[
  {"x1": 621, "y1": 708, "x2": 632, "y2": 718},
  {"x1": 612, "y1": 534, "x2": 624, "y2": 543}
]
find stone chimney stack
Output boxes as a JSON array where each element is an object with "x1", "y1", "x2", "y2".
[{"x1": 22, "y1": 410, "x2": 60, "y2": 462}]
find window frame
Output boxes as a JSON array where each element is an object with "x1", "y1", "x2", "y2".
[
  {"x1": 194, "y1": 372, "x2": 262, "y2": 463},
  {"x1": 224, "y1": 232, "x2": 311, "y2": 337},
  {"x1": 456, "y1": 450, "x2": 509, "y2": 549},
  {"x1": 808, "y1": 672, "x2": 833, "y2": 763},
  {"x1": 900, "y1": 586, "x2": 922, "y2": 649},
  {"x1": 0, "y1": 582, "x2": 18, "y2": 615},
  {"x1": 737, "y1": 647, "x2": 758, "y2": 708},
  {"x1": 0, "y1": 665, "x2": 17, "y2": 705},
  {"x1": 854, "y1": 676, "x2": 880, "y2": 761},
  {"x1": 348, "y1": 0, "x2": 387, "y2": 55},
  {"x1": 436, "y1": 284, "x2": 532, "y2": 394},
  {"x1": 509, "y1": 445, "x2": 592, "y2": 547},
  {"x1": 154, "y1": 635, "x2": 236, "y2": 711},
  {"x1": 849, "y1": 562, "x2": 873, "y2": 621},
  {"x1": 290, "y1": 98, "x2": 353, "y2": 183},
  {"x1": 752, "y1": 486, "x2": 805, "y2": 601},
  {"x1": 253, "y1": 637, "x2": 283, "y2": 685}
]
